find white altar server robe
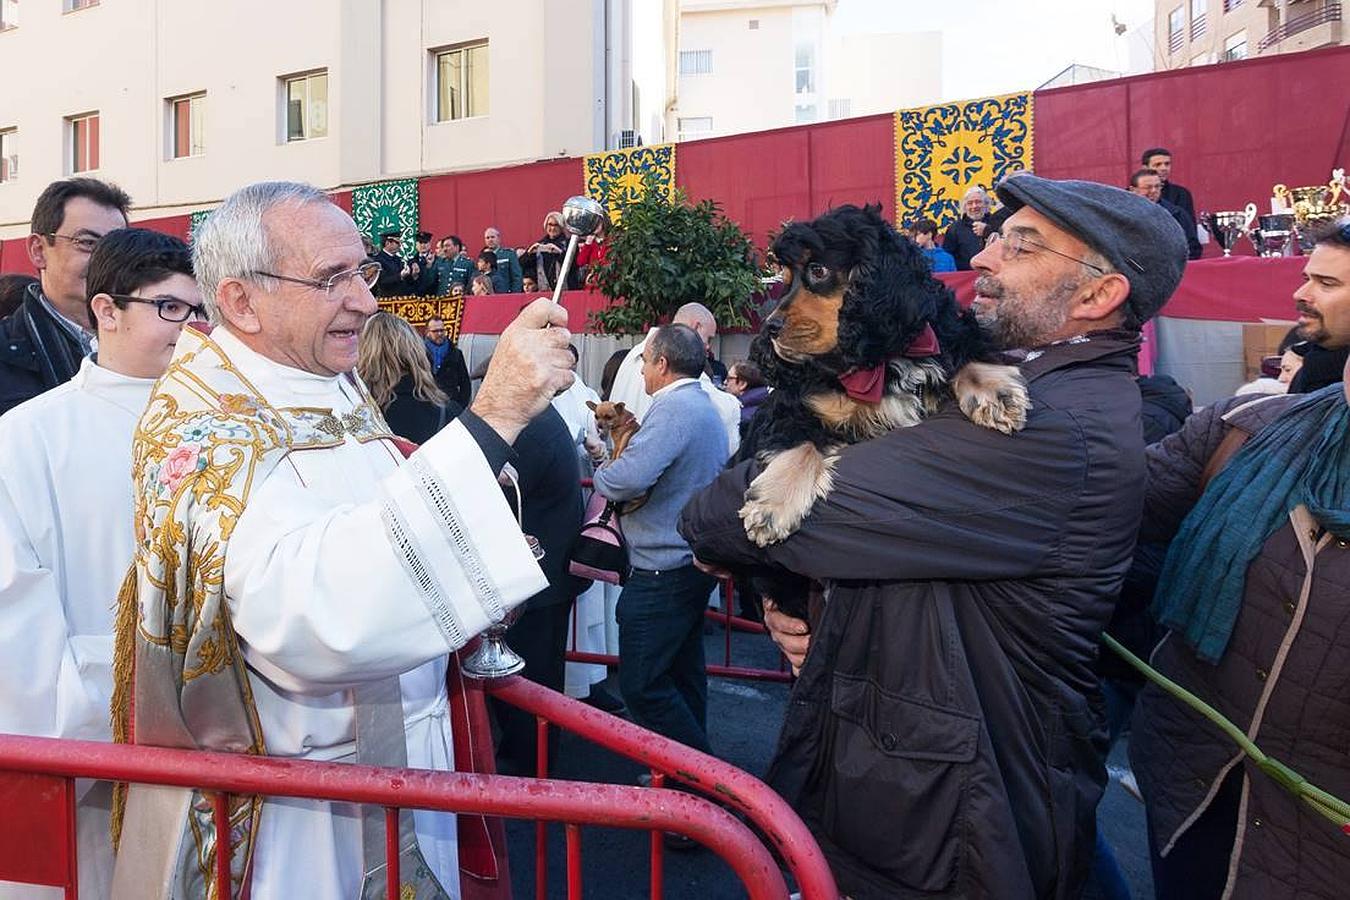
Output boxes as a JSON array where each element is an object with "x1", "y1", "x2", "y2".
[{"x1": 0, "y1": 358, "x2": 158, "y2": 900}]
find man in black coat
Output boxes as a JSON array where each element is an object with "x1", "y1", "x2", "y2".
[
  {"x1": 372, "y1": 232, "x2": 414, "y2": 298},
  {"x1": 941, "y1": 186, "x2": 993, "y2": 270},
  {"x1": 1129, "y1": 168, "x2": 1202, "y2": 260},
  {"x1": 680, "y1": 175, "x2": 1189, "y2": 899},
  {"x1": 1143, "y1": 146, "x2": 1197, "y2": 225},
  {"x1": 0, "y1": 177, "x2": 130, "y2": 415},
  {"x1": 423, "y1": 316, "x2": 471, "y2": 408},
  {"x1": 478, "y1": 404, "x2": 587, "y2": 774}
]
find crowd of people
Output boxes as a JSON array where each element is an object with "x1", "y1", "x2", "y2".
[
  {"x1": 0, "y1": 161, "x2": 1346, "y2": 900},
  {"x1": 364, "y1": 213, "x2": 610, "y2": 300}
]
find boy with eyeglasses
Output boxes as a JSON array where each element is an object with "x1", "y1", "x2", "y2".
[
  {"x1": 0, "y1": 176, "x2": 131, "y2": 415},
  {"x1": 0, "y1": 227, "x2": 200, "y2": 900}
]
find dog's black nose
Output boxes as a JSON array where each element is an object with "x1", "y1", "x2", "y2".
[{"x1": 763, "y1": 316, "x2": 784, "y2": 337}]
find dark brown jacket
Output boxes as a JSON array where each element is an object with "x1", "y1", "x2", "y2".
[
  {"x1": 1130, "y1": 392, "x2": 1350, "y2": 900},
  {"x1": 680, "y1": 337, "x2": 1146, "y2": 899}
]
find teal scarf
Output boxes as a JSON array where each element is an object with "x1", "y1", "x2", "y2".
[{"x1": 1153, "y1": 384, "x2": 1350, "y2": 663}]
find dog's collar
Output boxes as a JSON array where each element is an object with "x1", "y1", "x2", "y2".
[{"x1": 836, "y1": 323, "x2": 941, "y2": 403}]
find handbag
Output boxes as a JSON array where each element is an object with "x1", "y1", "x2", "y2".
[{"x1": 567, "y1": 490, "x2": 632, "y2": 585}]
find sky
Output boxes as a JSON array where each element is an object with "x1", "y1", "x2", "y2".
[{"x1": 832, "y1": 0, "x2": 1158, "y2": 102}]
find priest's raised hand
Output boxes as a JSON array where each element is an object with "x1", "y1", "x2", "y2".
[{"x1": 472, "y1": 296, "x2": 576, "y2": 444}]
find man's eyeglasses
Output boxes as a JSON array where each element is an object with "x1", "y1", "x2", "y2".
[
  {"x1": 47, "y1": 232, "x2": 102, "y2": 254},
  {"x1": 250, "y1": 261, "x2": 382, "y2": 296},
  {"x1": 986, "y1": 231, "x2": 1109, "y2": 275},
  {"x1": 107, "y1": 294, "x2": 209, "y2": 323}
]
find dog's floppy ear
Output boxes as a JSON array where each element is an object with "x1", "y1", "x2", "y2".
[
  {"x1": 614, "y1": 402, "x2": 626, "y2": 414},
  {"x1": 586, "y1": 400, "x2": 598, "y2": 411},
  {"x1": 835, "y1": 211, "x2": 941, "y2": 366}
]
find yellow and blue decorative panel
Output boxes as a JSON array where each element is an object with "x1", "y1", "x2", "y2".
[
  {"x1": 895, "y1": 92, "x2": 1034, "y2": 230},
  {"x1": 379, "y1": 294, "x2": 465, "y2": 342},
  {"x1": 584, "y1": 143, "x2": 676, "y2": 223},
  {"x1": 352, "y1": 178, "x2": 420, "y2": 249}
]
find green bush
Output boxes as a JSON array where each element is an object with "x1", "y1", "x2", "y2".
[{"x1": 590, "y1": 176, "x2": 762, "y2": 335}]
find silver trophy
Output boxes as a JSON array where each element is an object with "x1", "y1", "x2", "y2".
[
  {"x1": 549, "y1": 195, "x2": 609, "y2": 305},
  {"x1": 1254, "y1": 213, "x2": 1295, "y2": 257},
  {"x1": 1207, "y1": 211, "x2": 1248, "y2": 257}
]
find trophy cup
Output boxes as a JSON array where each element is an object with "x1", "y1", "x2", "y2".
[
  {"x1": 1254, "y1": 214, "x2": 1295, "y2": 257},
  {"x1": 1242, "y1": 203, "x2": 1260, "y2": 255},
  {"x1": 1207, "y1": 211, "x2": 1247, "y2": 257}
]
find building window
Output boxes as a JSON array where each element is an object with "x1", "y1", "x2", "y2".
[
  {"x1": 748, "y1": 19, "x2": 759, "y2": 30},
  {"x1": 66, "y1": 0, "x2": 97, "y2": 10},
  {"x1": 67, "y1": 113, "x2": 99, "y2": 173},
  {"x1": 678, "y1": 50, "x2": 712, "y2": 75},
  {"x1": 1190, "y1": 0, "x2": 1207, "y2": 38},
  {"x1": 1166, "y1": 5, "x2": 1188, "y2": 51},
  {"x1": 0, "y1": 0, "x2": 18, "y2": 29},
  {"x1": 828, "y1": 98, "x2": 852, "y2": 119},
  {"x1": 434, "y1": 41, "x2": 489, "y2": 122},
  {"x1": 1223, "y1": 29, "x2": 1248, "y2": 61},
  {"x1": 795, "y1": 44, "x2": 816, "y2": 93},
  {"x1": 169, "y1": 93, "x2": 205, "y2": 159},
  {"x1": 677, "y1": 116, "x2": 713, "y2": 140},
  {"x1": 0, "y1": 128, "x2": 16, "y2": 183},
  {"x1": 794, "y1": 103, "x2": 817, "y2": 124},
  {"x1": 283, "y1": 71, "x2": 328, "y2": 141},
  {"x1": 1223, "y1": 0, "x2": 1241, "y2": 11}
]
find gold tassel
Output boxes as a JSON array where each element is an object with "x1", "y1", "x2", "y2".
[{"x1": 109, "y1": 562, "x2": 140, "y2": 850}]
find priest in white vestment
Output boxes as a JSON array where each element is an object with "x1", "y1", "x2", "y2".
[
  {"x1": 0, "y1": 228, "x2": 203, "y2": 900},
  {"x1": 109, "y1": 183, "x2": 576, "y2": 900}
]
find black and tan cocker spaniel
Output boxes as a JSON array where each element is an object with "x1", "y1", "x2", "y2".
[{"x1": 738, "y1": 204, "x2": 1029, "y2": 559}]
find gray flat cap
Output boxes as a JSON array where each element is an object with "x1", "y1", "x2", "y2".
[{"x1": 995, "y1": 174, "x2": 1189, "y2": 325}]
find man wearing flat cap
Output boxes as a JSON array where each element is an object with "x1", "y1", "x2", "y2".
[{"x1": 681, "y1": 175, "x2": 1188, "y2": 899}]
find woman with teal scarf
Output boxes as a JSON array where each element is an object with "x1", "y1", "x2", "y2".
[{"x1": 1129, "y1": 220, "x2": 1350, "y2": 900}]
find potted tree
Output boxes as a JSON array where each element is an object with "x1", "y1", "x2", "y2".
[{"x1": 590, "y1": 176, "x2": 763, "y2": 335}]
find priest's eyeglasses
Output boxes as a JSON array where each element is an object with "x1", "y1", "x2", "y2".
[
  {"x1": 986, "y1": 230, "x2": 1108, "y2": 275},
  {"x1": 108, "y1": 295, "x2": 209, "y2": 322},
  {"x1": 250, "y1": 262, "x2": 383, "y2": 296}
]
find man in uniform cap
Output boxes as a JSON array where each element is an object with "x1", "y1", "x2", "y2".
[{"x1": 681, "y1": 175, "x2": 1188, "y2": 899}]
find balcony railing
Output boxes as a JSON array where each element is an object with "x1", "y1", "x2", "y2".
[
  {"x1": 1192, "y1": 13, "x2": 1208, "y2": 39},
  {"x1": 1259, "y1": 1, "x2": 1341, "y2": 50},
  {"x1": 1169, "y1": 29, "x2": 1185, "y2": 53}
]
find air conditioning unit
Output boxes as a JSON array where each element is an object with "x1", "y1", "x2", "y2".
[{"x1": 618, "y1": 130, "x2": 640, "y2": 149}]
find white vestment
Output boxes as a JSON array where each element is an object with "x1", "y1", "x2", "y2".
[
  {"x1": 607, "y1": 333, "x2": 741, "y2": 457},
  {"x1": 150, "y1": 329, "x2": 545, "y2": 900},
  {"x1": 0, "y1": 358, "x2": 158, "y2": 900}
]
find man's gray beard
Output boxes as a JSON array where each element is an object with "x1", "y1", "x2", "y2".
[{"x1": 973, "y1": 275, "x2": 1078, "y2": 350}]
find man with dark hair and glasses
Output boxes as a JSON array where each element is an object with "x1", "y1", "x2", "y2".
[
  {"x1": 682, "y1": 175, "x2": 1189, "y2": 898},
  {"x1": 0, "y1": 176, "x2": 131, "y2": 414},
  {"x1": 0, "y1": 227, "x2": 198, "y2": 900}
]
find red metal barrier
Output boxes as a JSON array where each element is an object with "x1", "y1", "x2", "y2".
[
  {"x1": 487, "y1": 677, "x2": 838, "y2": 900},
  {"x1": 0, "y1": 733, "x2": 799, "y2": 899}
]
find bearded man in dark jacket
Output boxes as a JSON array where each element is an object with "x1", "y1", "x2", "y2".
[{"x1": 680, "y1": 175, "x2": 1189, "y2": 899}]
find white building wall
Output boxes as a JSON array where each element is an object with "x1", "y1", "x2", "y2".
[{"x1": 0, "y1": 0, "x2": 622, "y2": 237}]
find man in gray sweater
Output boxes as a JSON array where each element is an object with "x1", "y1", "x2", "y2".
[{"x1": 592, "y1": 324, "x2": 729, "y2": 754}]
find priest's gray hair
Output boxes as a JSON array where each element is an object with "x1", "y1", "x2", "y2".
[{"x1": 192, "y1": 181, "x2": 336, "y2": 320}]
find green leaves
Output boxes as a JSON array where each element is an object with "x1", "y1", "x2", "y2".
[{"x1": 590, "y1": 173, "x2": 761, "y2": 335}]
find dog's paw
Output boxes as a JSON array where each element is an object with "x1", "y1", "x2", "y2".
[
  {"x1": 952, "y1": 362, "x2": 1031, "y2": 435},
  {"x1": 739, "y1": 444, "x2": 838, "y2": 546}
]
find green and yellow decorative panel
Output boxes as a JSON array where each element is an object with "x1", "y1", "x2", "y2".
[
  {"x1": 894, "y1": 92, "x2": 1033, "y2": 231},
  {"x1": 352, "y1": 178, "x2": 420, "y2": 249},
  {"x1": 378, "y1": 294, "x2": 464, "y2": 343},
  {"x1": 584, "y1": 143, "x2": 676, "y2": 224},
  {"x1": 188, "y1": 209, "x2": 212, "y2": 244}
]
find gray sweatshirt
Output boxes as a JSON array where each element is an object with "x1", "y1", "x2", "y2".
[{"x1": 592, "y1": 380, "x2": 729, "y2": 570}]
